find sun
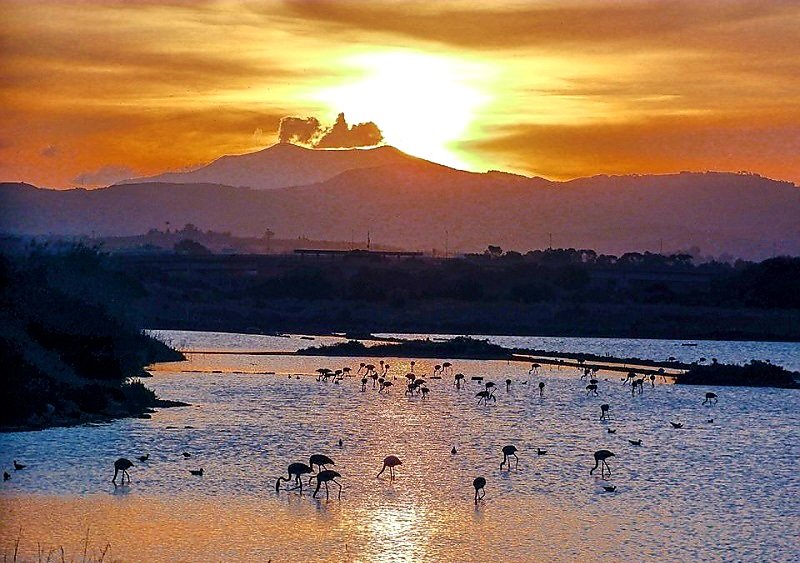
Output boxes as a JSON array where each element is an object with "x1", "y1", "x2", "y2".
[{"x1": 313, "y1": 50, "x2": 490, "y2": 170}]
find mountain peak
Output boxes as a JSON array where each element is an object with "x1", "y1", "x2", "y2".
[{"x1": 120, "y1": 143, "x2": 418, "y2": 190}]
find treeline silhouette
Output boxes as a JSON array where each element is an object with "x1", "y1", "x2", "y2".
[
  {"x1": 235, "y1": 249, "x2": 800, "y2": 309},
  {"x1": 0, "y1": 245, "x2": 184, "y2": 429}
]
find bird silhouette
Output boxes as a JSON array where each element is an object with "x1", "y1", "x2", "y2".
[
  {"x1": 473, "y1": 476, "x2": 487, "y2": 504},
  {"x1": 500, "y1": 445, "x2": 519, "y2": 470},
  {"x1": 702, "y1": 392, "x2": 718, "y2": 405},
  {"x1": 506, "y1": 378, "x2": 512, "y2": 392},
  {"x1": 607, "y1": 428, "x2": 617, "y2": 434},
  {"x1": 628, "y1": 439, "x2": 642, "y2": 446},
  {"x1": 276, "y1": 462, "x2": 313, "y2": 493},
  {"x1": 538, "y1": 381, "x2": 545, "y2": 397},
  {"x1": 603, "y1": 485, "x2": 617, "y2": 492},
  {"x1": 451, "y1": 446, "x2": 457, "y2": 455},
  {"x1": 310, "y1": 469, "x2": 342, "y2": 500},
  {"x1": 377, "y1": 455, "x2": 403, "y2": 480},
  {"x1": 309, "y1": 454, "x2": 335, "y2": 472},
  {"x1": 112, "y1": 458, "x2": 134, "y2": 485},
  {"x1": 3, "y1": 472, "x2": 9, "y2": 481},
  {"x1": 586, "y1": 384, "x2": 599, "y2": 396},
  {"x1": 338, "y1": 439, "x2": 343, "y2": 447},
  {"x1": 189, "y1": 468, "x2": 204, "y2": 476},
  {"x1": 670, "y1": 422, "x2": 684, "y2": 429},
  {"x1": 600, "y1": 404, "x2": 610, "y2": 420},
  {"x1": 476, "y1": 390, "x2": 496, "y2": 405},
  {"x1": 590, "y1": 450, "x2": 615, "y2": 479},
  {"x1": 537, "y1": 448, "x2": 547, "y2": 455},
  {"x1": 137, "y1": 454, "x2": 149, "y2": 462},
  {"x1": 182, "y1": 452, "x2": 191, "y2": 458},
  {"x1": 13, "y1": 460, "x2": 26, "y2": 471}
]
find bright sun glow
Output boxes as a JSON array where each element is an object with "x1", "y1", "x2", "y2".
[{"x1": 314, "y1": 51, "x2": 491, "y2": 170}]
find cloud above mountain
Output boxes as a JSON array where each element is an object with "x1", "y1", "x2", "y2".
[{"x1": 278, "y1": 113, "x2": 383, "y2": 148}]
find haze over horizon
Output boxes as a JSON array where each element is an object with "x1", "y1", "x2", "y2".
[{"x1": 2, "y1": 1, "x2": 800, "y2": 188}]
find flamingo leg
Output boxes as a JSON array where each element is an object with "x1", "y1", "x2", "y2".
[
  {"x1": 514, "y1": 454, "x2": 519, "y2": 470},
  {"x1": 333, "y1": 479, "x2": 342, "y2": 499},
  {"x1": 112, "y1": 468, "x2": 118, "y2": 483}
]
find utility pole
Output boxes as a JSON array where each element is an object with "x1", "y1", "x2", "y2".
[
  {"x1": 445, "y1": 230, "x2": 449, "y2": 259},
  {"x1": 548, "y1": 232, "x2": 553, "y2": 250},
  {"x1": 659, "y1": 239, "x2": 664, "y2": 255}
]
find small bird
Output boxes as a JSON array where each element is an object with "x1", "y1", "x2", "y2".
[
  {"x1": 137, "y1": 454, "x2": 149, "y2": 462},
  {"x1": 670, "y1": 422, "x2": 684, "y2": 429},
  {"x1": 3, "y1": 472, "x2": 9, "y2": 481},
  {"x1": 537, "y1": 448, "x2": 547, "y2": 455},
  {"x1": 13, "y1": 460, "x2": 26, "y2": 471},
  {"x1": 182, "y1": 452, "x2": 191, "y2": 458},
  {"x1": 607, "y1": 428, "x2": 617, "y2": 434},
  {"x1": 190, "y1": 468, "x2": 204, "y2": 476},
  {"x1": 707, "y1": 418, "x2": 714, "y2": 423},
  {"x1": 603, "y1": 485, "x2": 617, "y2": 492},
  {"x1": 338, "y1": 439, "x2": 343, "y2": 447},
  {"x1": 628, "y1": 439, "x2": 642, "y2": 446},
  {"x1": 451, "y1": 446, "x2": 457, "y2": 455}
]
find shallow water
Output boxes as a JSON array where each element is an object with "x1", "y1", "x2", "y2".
[
  {"x1": 1, "y1": 332, "x2": 799, "y2": 561},
  {"x1": 378, "y1": 332, "x2": 800, "y2": 371}
]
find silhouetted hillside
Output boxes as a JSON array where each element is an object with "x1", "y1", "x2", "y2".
[
  {"x1": 2, "y1": 152, "x2": 799, "y2": 260},
  {"x1": 119, "y1": 142, "x2": 419, "y2": 190}
]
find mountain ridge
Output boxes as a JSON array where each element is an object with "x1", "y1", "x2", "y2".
[{"x1": 2, "y1": 146, "x2": 798, "y2": 260}]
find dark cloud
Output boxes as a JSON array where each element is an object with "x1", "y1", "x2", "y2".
[
  {"x1": 278, "y1": 113, "x2": 383, "y2": 148},
  {"x1": 315, "y1": 113, "x2": 383, "y2": 148},
  {"x1": 281, "y1": 0, "x2": 799, "y2": 53},
  {"x1": 278, "y1": 116, "x2": 321, "y2": 144}
]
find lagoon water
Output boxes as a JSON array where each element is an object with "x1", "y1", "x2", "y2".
[{"x1": 1, "y1": 331, "x2": 799, "y2": 561}]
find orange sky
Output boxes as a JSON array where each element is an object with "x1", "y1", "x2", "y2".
[{"x1": 1, "y1": 0, "x2": 799, "y2": 187}]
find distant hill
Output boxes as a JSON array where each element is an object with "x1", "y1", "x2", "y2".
[
  {"x1": 119, "y1": 142, "x2": 419, "y2": 190},
  {"x1": 2, "y1": 147, "x2": 799, "y2": 260}
]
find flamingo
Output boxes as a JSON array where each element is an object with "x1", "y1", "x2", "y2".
[
  {"x1": 410, "y1": 361, "x2": 415, "y2": 373},
  {"x1": 670, "y1": 422, "x2": 683, "y2": 429},
  {"x1": 357, "y1": 362, "x2": 366, "y2": 376},
  {"x1": 454, "y1": 373, "x2": 465, "y2": 388},
  {"x1": 3, "y1": 472, "x2": 8, "y2": 481},
  {"x1": 500, "y1": 445, "x2": 519, "y2": 470},
  {"x1": 310, "y1": 470, "x2": 342, "y2": 500},
  {"x1": 538, "y1": 381, "x2": 545, "y2": 397},
  {"x1": 13, "y1": 461, "x2": 26, "y2": 471},
  {"x1": 451, "y1": 447, "x2": 457, "y2": 455},
  {"x1": 112, "y1": 458, "x2": 133, "y2": 484},
  {"x1": 137, "y1": 454, "x2": 149, "y2": 462},
  {"x1": 473, "y1": 477, "x2": 486, "y2": 504},
  {"x1": 189, "y1": 468, "x2": 204, "y2": 476},
  {"x1": 442, "y1": 362, "x2": 453, "y2": 375},
  {"x1": 600, "y1": 404, "x2": 610, "y2": 420},
  {"x1": 361, "y1": 377, "x2": 368, "y2": 391},
  {"x1": 589, "y1": 450, "x2": 615, "y2": 479},
  {"x1": 476, "y1": 390, "x2": 495, "y2": 406},
  {"x1": 420, "y1": 386, "x2": 429, "y2": 399},
  {"x1": 377, "y1": 455, "x2": 403, "y2": 480},
  {"x1": 309, "y1": 454, "x2": 335, "y2": 472},
  {"x1": 537, "y1": 448, "x2": 547, "y2": 455},
  {"x1": 529, "y1": 363, "x2": 540, "y2": 375},
  {"x1": 628, "y1": 439, "x2": 642, "y2": 446},
  {"x1": 702, "y1": 392, "x2": 718, "y2": 405},
  {"x1": 276, "y1": 462, "x2": 313, "y2": 493},
  {"x1": 506, "y1": 378, "x2": 512, "y2": 392},
  {"x1": 586, "y1": 384, "x2": 599, "y2": 396}
]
